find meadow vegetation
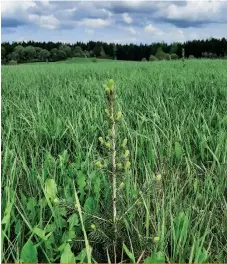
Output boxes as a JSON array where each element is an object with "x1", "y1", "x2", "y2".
[{"x1": 2, "y1": 59, "x2": 227, "y2": 263}]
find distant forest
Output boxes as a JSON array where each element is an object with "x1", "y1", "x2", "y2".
[{"x1": 1, "y1": 37, "x2": 227, "y2": 64}]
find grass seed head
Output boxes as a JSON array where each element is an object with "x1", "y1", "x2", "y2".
[
  {"x1": 110, "y1": 115, "x2": 114, "y2": 122},
  {"x1": 117, "y1": 163, "x2": 123, "y2": 169},
  {"x1": 156, "y1": 174, "x2": 162, "y2": 181},
  {"x1": 153, "y1": 236, "x2": 160, "y2": 242},
  {"x1": 95, "y1": 161, "x2": 103, "y2": 168},
  {"x1": 91, "y1": 224, "x2": 96, "y2": 230},
  {"x1": 124, "y1": 149, "x2": 130, "y2": 158},
  {"x1": 105, "y1": 108, "x2": 110, "y2": 116},
  {"x1": 108, "y1": 79, "x2": 114, "y2": 91},
  {"x1": 116, "y1": 111, "x2": 122, "y2": 120},
  {"x1": 98, "y1": 137, "x2": 104, "y2": 144},
  {"x1": 121, "y1": 138, "x2": 127, "y2": 148},
  {"x1": 125, "y1": 161, "x2": 131, "y2": 169},
  {"x1": 53, "y1": 198, "x2": 59, "y2": 205},
  {"x1": 119, "y1": 182, "x2": 125, "y2": 189},
  {"x1": 105, "y1": 141, "x2": 111, "y2": 149}
]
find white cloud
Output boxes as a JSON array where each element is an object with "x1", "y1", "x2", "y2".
[
  {"x1": 78, "y1": 18, "x2": 111, "y2": 28},
  {"x1": 166, "y1": 2, "x2": 223, "y2": 22},
  {"x1": 122, "y1": 13, "x2": 132, "y2": 24},
  {"x1": 1, "y1": 0, "x2": 36, "y2": 16},
  {"x1": 29, "y1": 14, "x2": 59, "y2": 30},
  {"x1": 144, "y1": 24, "x2": 163, "y2": 36},
  {"x1": 39, "y1": 0, "x2": 50, "y2": 7},
  {"x1": 144, "y1": 24, "x2": 156, "y2": 33},
  {"x1": 125, "y1": 27, "x2": 136, "y2": 35},
  {"x1": 65, "y1": 7, "x2": 77, "y2": 13},
  {"x1": 101, "y1": 8, "x2": 112, "y2": 17}
]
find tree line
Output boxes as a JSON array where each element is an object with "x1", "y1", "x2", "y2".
[{"x1": 1, "y1": 37, "x2": 227, "y2": 64}]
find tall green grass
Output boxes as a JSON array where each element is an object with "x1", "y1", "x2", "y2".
[{"x1": 2, "y1": 59, "x2": 227, "y2": 263}]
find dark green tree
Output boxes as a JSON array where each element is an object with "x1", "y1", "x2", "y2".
[
  {"x1": 39, "y1": 49, "x2": 50, "y2": 61},
  {"x1": 155, "y1": 47, "x2": 166, "y2": 60}
]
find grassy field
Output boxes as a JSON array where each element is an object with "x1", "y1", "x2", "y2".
[{"x1": 2, "y1": 59, "x2": 227, "y2": 263}]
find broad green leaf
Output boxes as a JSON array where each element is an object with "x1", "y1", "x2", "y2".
[
  {"x1": 33, "y1": 227, "x2": 46, "y2": 240},
  {"x1": 27, "y1": 198, "x2": 37, "y2": 211},
  {"x1": 45, "y1": 178, "x2": 57, "y2": 201},
  {"x1": 84, "y1": 197, "x2": 96, "y2": 213},
  {"x1": 62, "y1": 230, "x2": 76, "y2": 242},
  {"x1": 59, "y1": 150, "x2": 69, "y2": 165},
  {"x1": 75, "y1": 248, "x2": 87, "y2": 262},
  {"x1": 58, "y1": 242, "x2": 67, "y2": 252},
  {"x1": 67, "y1": 213, "x2": 79, "y2": 230},
  {"x1": 77, "y1": 171, "x2": 86, "y2": 192},
  {"x1": 60, "y1": 243, "x2": 75, "y2": 264},
  {"x1": 144, "y1": 251, "x2": 165, "y2": 263},
  {"x1": 20, "y1": 241, "x2": 38, "y2": 263},
  {"x1": 123, "y1": 243, "x2": 135, "y2": 263},
  {"x1": 2, "y1": 202, "x2": 13, "y2": 224}
]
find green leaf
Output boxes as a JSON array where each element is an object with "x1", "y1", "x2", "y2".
[
  {"x1": 59, "y1": 150, "x2": 69, "y2": 165},
  {"x1": 75, "y1": 248, "x2": 87, "y2": 262},
  {"x1": 67, "y1": 213, "x2": 79, "y2": 230},
  {"x1": 94, "y1": 176, "x2": 101, "y2": 196},
  {"x1": 174, "y1": 211, "x2": 189, "y2": 244},
  {"x1": 15, "y1": 219, "x2": 21, "y2": 236},
  {"x1": 84, "y1": 197, "x2": 96, "y2": 213},
  {"x1": 27, "y1": 198, "x2": 37, "y2": 211},
  {"x1": 20, "y1": 241, "x2": 38, "y2": 263},
  {"x1": 45, "y1": 178, "x2": 57, "y2": 201},
  {"x1": 77, "y1": 171, "x2": 86, "y2": 192},
  {"x1": 33, "y1": 227, "x2": 46, "y2": 240},
  {"x1": 197, "y1": 248, "x2": 208, "y2": 263},
  {"x1": 60, "y1": 243, "x2": 75, "y2": 264},
  {"x1": 175, "y1": 141, "x2": 182, "y2": 161},
  {"x1": 55, "y1": 117, "x2": 63, "y2": 138},
  {"x1": 144, "y1": 251, "x2": 165, "y2": 263},
  {"x1": 2, "y1": 202, "x2": 13, "y2": 224},
  {"x1": 62, "y1": 230, "x2": 76, "y2": 243},
  {"x1": 123, "y1": 243, "x2": 135, "y2": 263}
]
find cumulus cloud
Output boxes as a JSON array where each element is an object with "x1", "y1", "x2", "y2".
[
  {"x1": 1, "y1": 0, "x2": 227, "y2": 43},
  {"x1": 144, "y1": 24, "x2": 164, "y2": 36},
  {"x1": 127, "y1": 27, "x2": 136, "y2": 35},
  {"x1": 28, "y1": 14, "x2": 59, "y2": 29},
  {"x1": 122, "y1": 13, "x2": 132, "y2": 24},
  {"x1": 144, "y1": 24, "x2": 158, "y2": 33},
  {"x1": 78, "y1": 18, "x2": 111, "y2": 28},
  {"x1": 121, "y1": 26, "x2": 137, "y2": 35}
]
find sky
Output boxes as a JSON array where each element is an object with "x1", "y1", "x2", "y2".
[{"x1": 1, "y1": 0, "x2": 227, "y2": 44}]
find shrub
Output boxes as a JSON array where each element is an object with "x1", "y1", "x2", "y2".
[
  {"x1": 141, "y1": 58, "x2": 147, "y2": 62},
  {"x1": 8, "y1": 60, "x2": 17, "y2": 65},
  {"x1": 165, "y1": 53, "x2": 171, "y2": 60},
  {"x1": 92, "y1": 57, "x2": 97, "y2": 63},
  {"x1": 155, "y1": 47, "x2": 166, "y2": 60},
  {"x1": 149, "y1": 55, "x2": 158, "y2": 61},
  {"x1": 188, "y1": 55, "x2": 195, "y2": 59},
  {"x1": 171, "y1": 53, "x2": 179, "y2": 60}
]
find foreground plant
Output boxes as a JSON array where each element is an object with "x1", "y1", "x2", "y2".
[{"x1": 96, "y1": 79, "x2": 131, "y2": 263}]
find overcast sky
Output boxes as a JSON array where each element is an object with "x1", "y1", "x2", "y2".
[{"x1": 1, "y1": 1, "x2": 227, "y2": 44}]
